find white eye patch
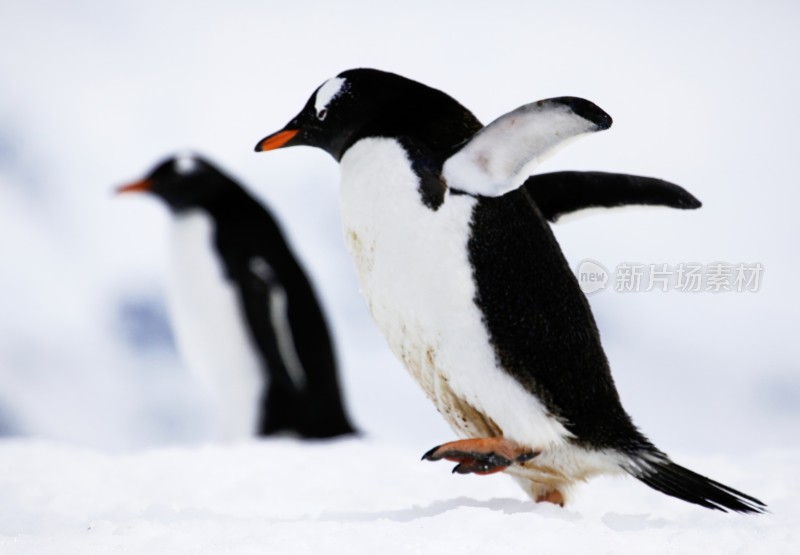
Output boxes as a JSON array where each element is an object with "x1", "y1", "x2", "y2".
[
  {"x1": 174, "y1": 155, "x2": 199, "y2": 175},
  {"x1": 314, "y1": 77, "x2": 347, "y2": 119}
]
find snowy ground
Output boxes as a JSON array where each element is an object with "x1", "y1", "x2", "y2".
[{"x1": 1, "y1": 438, "x2": 796, "y2": 554}]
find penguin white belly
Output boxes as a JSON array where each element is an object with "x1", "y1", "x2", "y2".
[
  {"x1": 167, "y1": 210, "x2": 265, "y2": 440},
  {"x1": 339, "y1": 138, "x2": 571, "y2": 450}
]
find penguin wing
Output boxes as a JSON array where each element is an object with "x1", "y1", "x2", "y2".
[
  {"x1": 241, "y1": 247, "x2": 356, "y2": 437},
  {"x1": 524, "y1": 171, "x2": 702, "y2": 222},
  {"x1": 240, "y1": 257, "x2": 307, "y2": 394},
  {"x1": 442, "y1": 97, "x2": 611, "y2": 197}
]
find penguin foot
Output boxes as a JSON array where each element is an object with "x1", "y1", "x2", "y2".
[
  {"x1": 535, "y1": 490, "x2": 565, "y2": 507},
  {"x1": 422, "y1": 438, "x2": 539, "y2": 476}
]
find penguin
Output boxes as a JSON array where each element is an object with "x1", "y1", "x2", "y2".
[
  {"x1": 524, "y1": 170, "x2": 701, "y2": 223},
  {"x1": 117, "y1": 154, "x2": 356, "y2": 440},
  {"x1": 253, "y1": 68, "x2": 765, "y2": 513}
]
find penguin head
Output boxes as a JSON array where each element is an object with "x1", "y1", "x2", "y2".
[
  {"x1": 255, "y1": 68, "x2": 482, "y2": 161},
  {"x1": 117, "y1": 154, "x2": 234, "y2": 212}
]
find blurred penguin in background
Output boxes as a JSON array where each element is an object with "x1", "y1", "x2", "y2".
[{"x1": 118, "y1": 153, "x2": 356, "y2": 440}]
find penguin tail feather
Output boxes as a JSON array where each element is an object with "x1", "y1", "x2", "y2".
[{"x1": 626, "y1": 455, "x2": 767, "y2": 514}]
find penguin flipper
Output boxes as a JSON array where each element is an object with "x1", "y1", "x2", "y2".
[
  {"x1": 523, "y1": 171, "x2": 702, "y2": 222},
  {"x1": 442, "y1": 97, "x2": 611, "y2": 198},
  {"x1": 237, "y1": 258, "x2": 308, "y2": 431},
  {"x1": 240, "y1": 252, "x2": 356, "y2": 439}
]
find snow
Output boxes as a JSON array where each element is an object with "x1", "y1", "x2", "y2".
[
  {"x1": 0, "y1": 438, "x2": 796, "y2": 554},
  {"x1": 0, "y1": 0, "x2": 798, "y2": 550}
]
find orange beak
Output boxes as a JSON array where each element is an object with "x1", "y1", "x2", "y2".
[
  {"x1": 254, "y1": 129, "x2": 299, "y2": 152},
  {"x1": 115, "y1": 179, "x2": 153, "y2": 195}
]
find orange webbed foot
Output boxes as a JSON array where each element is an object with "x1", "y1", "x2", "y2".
[{"x1": 422, "y1": 437, "x2": 539, "y2": 475}]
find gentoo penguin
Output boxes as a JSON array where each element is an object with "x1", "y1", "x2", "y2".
[
  {"x1": 117, "y1": 154, "x2": 355, "y2": 439},
  {"x1": 254, "y1": 69, "x2": 765, "y2": 513}
]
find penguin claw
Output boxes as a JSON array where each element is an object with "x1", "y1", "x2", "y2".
[
  {"x1": 422, "y1": 437, "x2": 539, "y2": 475},
  {"x1": 516, "y1": 451, "x2": 539, "y2": 463},
  {"x1": 421, "y1": 445, "x2": 443, "y2": 461},
  {"x1": 451, "y1": 456, "x2": 511, "y2": 475}
]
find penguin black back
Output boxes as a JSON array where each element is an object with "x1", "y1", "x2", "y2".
[
  {"x1": 469, "y1": 186, "x2": 652, "y2": 452},
  {"x1": 119, "y1": 154, "x2": 355, "y2": 439},
  {"x1": 205, "y1": 179, "x2": 355, "y2": 438}
]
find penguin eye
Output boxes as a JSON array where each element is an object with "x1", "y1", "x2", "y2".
[{"x1": 317, "y1": 108, "x2": 328, "y2": 121}]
